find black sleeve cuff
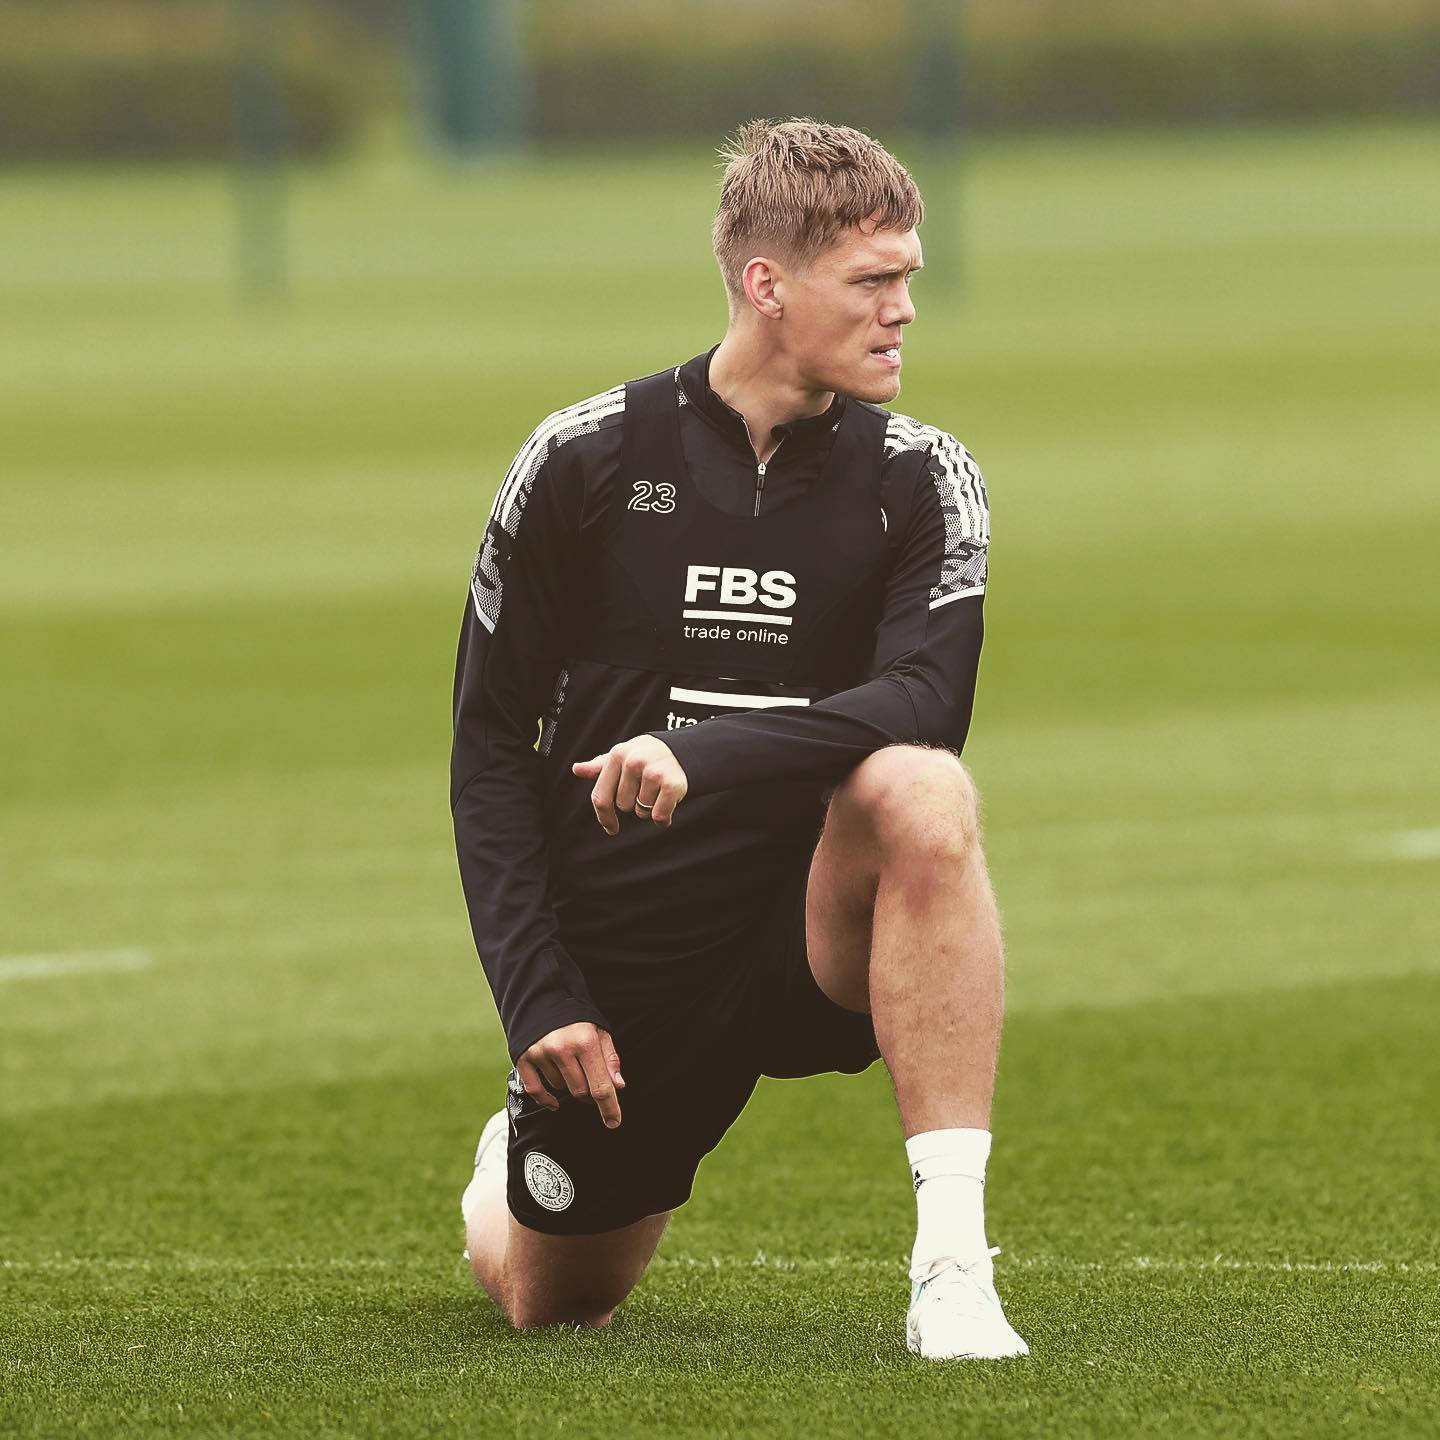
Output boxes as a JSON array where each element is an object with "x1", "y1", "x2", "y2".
[{"x1": 501, "y1": 946, "x2": 613, "y2": 1062}]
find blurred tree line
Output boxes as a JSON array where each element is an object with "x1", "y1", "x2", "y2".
[
  {"x1": 0, "y1": 1, "x2": 382, "y2": 160},
  {"x1": 4, "y1": 0, "x2": 1438, "y2": 163}
]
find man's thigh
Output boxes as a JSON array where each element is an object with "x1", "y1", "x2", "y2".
[
  {"x1": 503, "y1": 1209, "x2": 672, "y2": 1328},
  {"x1": 804, "y1": 745, "x2": 981, "y2": 1015}
]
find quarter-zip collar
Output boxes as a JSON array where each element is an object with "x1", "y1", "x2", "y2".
[{"x1": 676, "y1": 344, "x2": 847, "y2": 461}]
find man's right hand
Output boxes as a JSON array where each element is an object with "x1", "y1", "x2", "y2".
[{"x1": 515, "y1": 1022, "x2": 625, "y2": 1129}]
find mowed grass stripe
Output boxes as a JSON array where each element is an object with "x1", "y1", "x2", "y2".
[
  {"x1": 4, "y1": 1272, "x2": 1434, "y2": 1439},
  {"x1": 6, "y1": 972, "x2": 1437, "y2": 1261},
  {"x1": 0, "y1": 949, "x2": 151, "y2": 982}
]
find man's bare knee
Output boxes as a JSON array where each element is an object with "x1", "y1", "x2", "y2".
[
  {"x1": 502, "y1": 1271, "x2": 633, "y2": 1331},
  {"x1": 493, "y1": 1210, "x2": 669, "y2": 1333},
  {"x1": 506, "y1": 1296, "x2": 617, "y2": 1331},
  {"x1": 832, "y1": 744, "x2": 980, "y2": 862}
]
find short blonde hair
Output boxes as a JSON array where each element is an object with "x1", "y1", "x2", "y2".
[{"x1": 712, "y1": 118, "x2": 924, "y2": 312}]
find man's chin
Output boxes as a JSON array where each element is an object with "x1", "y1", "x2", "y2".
[{"x1": 847, "y1": 371, "x2": 903, "y2": 405}]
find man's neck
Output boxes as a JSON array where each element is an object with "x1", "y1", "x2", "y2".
[{"x1": 708, "y1": 332, "x2": 835, "y2": 465}]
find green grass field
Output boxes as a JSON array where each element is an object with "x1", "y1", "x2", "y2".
[{"x1": 3, "y1": 121, "x2": 1438, "y2": 1437}]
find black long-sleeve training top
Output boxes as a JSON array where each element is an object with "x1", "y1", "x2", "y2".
[{"x1": 450, "y1": 345, "x2": 990, "y2": 1061}]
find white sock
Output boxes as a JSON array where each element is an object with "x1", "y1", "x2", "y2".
[{"x1": 906, "y1": 1128, "x2": 992, "y2": 1275}]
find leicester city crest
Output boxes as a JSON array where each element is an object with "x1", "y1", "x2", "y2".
[{"x1": 523, "y1": 1151, "x2": 575, "y2": 1212}]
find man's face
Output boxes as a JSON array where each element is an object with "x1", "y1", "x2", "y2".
[{"x1": 774, "y1": 216, "x2": 922, "y2": 403}]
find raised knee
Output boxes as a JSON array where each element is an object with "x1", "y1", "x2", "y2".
[{"x1": 836, "y1": 745, "x2": 979, "y2": 859}]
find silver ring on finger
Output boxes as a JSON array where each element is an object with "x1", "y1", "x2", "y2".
[{"x1": 635, "y1": 799, "x2": 654, "y2": 812}]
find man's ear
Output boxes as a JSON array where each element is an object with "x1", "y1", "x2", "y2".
[{"x1": 741, "y1": 256, "x2": 784, "y2": 319}]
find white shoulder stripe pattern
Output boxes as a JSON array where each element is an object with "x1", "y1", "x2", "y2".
[
  {"x1": 883, "y1": 412, "x2": 989, "y2": 607},
  {"x1": 470, "y1": 385, "x2": 625, "y2": 632}
]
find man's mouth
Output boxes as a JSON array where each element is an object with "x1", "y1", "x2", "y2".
[{"x1": 871, "y1": 345, "x2": 901, "y2": 367}]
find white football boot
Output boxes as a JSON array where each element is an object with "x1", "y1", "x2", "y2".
[
  {"x1": 459, "y1": 1107, "x2": 509, "y2": 1249},
  {"x1": 906, "y1": 1248, "x2": 1030, "y2": 1360}
]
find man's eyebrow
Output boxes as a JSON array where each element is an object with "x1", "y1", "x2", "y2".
[{"x1": 851, "y1": 262, "x2": 924, "y2": 278}]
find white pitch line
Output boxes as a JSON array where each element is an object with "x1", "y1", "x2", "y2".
[
  {"x1": 0, "y1": 948, "x2": 152, "y2": 983},
  {"x1": 652, "y1": 1254, "x2": 1439, "y2": 1276},
  {"x1": 2, "y1": 1253, "x2": 1433, "y2": 1276}
]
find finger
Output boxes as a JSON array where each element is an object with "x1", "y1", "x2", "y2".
[
  {"x1": 615, "y1": 752, "x2": 648, "y2": 815},
  {"x1": 571, "y1": 756, "x2": 604, "y2": 778},
  {"x1": 647, "y1": 771, "x2": 688, "y2": 828},
  {"x1": 534, "y1": 1054, "x2": 568, "y2": 1099},
  {"x1": 598, "y1": 1030, "x2": 625, "y2": 1089},
  {"x1": 590, "y1": 750, "x2": 624, "y2": 836},
  {"x1": 633, "y1": 766, "x2": 663, "y2": 817},
  {"x1": 516, "y1": 1056, "x2": 560, "y2": 1111},
  {"x1": 578, "y1": 1043, "x2": 622, "y2": 1129},
  {"x1": 555, "y1": 1052, "x2": 592, "y2": 1104}
]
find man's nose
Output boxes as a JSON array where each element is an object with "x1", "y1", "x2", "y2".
[{"x1": 883, "y1": 291, "x2": 916, "y2": 327}]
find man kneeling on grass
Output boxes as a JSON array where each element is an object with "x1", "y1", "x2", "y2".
[{"x1": 450, "y1": 117, "x2": 1027, "y2": 1361}]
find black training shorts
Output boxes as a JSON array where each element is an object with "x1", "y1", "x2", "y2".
[{"x1": 503, "y1": 879, "x2": 880, "y2": 1235}]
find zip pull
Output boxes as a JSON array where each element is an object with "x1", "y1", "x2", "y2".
[{"x1": 753, "y1": 434, "x2": 784, "y2": 517}]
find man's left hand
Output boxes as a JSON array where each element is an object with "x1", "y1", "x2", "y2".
[{"x1": 572, "y1": 736, "x2": 688, "y2": 834}]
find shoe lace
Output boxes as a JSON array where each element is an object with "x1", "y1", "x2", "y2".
[{"x1": 910, "y1": 1246, "x2": 1003, "y2": 1311}]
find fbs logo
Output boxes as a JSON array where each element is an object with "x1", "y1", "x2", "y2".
[{"x1": 682, "y1": 565, "x2": 797, "y2": 646}]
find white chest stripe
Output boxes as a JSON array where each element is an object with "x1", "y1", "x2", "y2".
[{"x1": 668, "y1": 686, "x2": 811, "y2": 709}]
